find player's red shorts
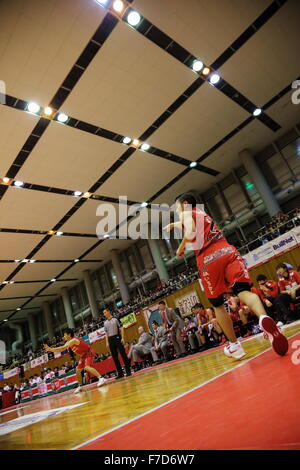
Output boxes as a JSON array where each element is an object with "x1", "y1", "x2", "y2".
[
  {"x1": 77, "y1": 351, "x2": 95, "y2": 370},
  {"x1": 197, "y1": 244, "x2": 252, "y2": 299}
]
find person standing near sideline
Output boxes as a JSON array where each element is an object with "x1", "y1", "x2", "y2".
[
  {"x1": 103, "y1": 308, "x2": 132, "y2": 379},
  {"x1": 158, "y1": 301, "x2": 186, "y2": 358}
]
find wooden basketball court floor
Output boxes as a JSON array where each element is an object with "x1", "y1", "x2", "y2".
[{"x1": 1, "y1": 322, "x2": 300, "y2": 450}]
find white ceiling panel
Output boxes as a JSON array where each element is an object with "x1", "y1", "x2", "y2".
[
  {"x1": 0, "y1": 0, "x2": 106, "y2": 103},
  {"x1": 220, "y1": 1, "x2": 300, "y2": 105},
  {"x1": 134, "y1": 0, "x2": 270, "y2": 65},
  {"x1": 35, "y1": 236, "x2": 98, "y2": 261},
  {"x1": 63, "y1": 21, "x2": 195, "y2": 137},
  {"x1": 148, "y1": 82, "x2": 249, "y2": 160},
  {"x1": 0, "y1": 233, "x2": 43, "y2": 260},
  {"x1": 12, "y1": 262, "x2": 70, "y2": 282},
  {"x1": 18, "y1": 122, "x2": 125, "y2": 192}
]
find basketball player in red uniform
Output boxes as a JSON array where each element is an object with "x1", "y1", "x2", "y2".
[
  {"x1": 44, "y1": 328, "x2": 107, "y2": 393},
  {"x1": 164, "y1": 193, "x2": 288, "y2": 359}
]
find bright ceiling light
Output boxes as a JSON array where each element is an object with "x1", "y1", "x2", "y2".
[
  {"x1": 140, "y1": 202, "x2": 148, "y2": 208},
  {"x1": 29, "y1": 259, "x2": 36, "y2": 263},
  {"x1": 74, "y1": 259, "x2": 80, "y2": 262},
  {"x1": 82, "y1": 192, "x2": 92, "y2": 199},
  {"x1": 51, "y1": 278, "x2": 56, "y2": 282},
  {"x1": 48, "y1": 230, "x2": 56, "y2": 235},
  {"x1": 22, "y1": 259, "x2": 29, "y2": 263},
  {"x1": 113, "y1": 0, "x2": 124, "y2": 12},
  {"x1": 17, "y1": 308, "x2": 21, "y2": 311},
  {"x1": 123, "y1": 136, "x2": 131, "y2": 144},
  {"x1": 3, "y1": 319, "x2": 8, "y2": 322},
  {"x1": 44, "y1": 106, "x2": 53, "y2": 116},
  {"x1": 9, "y1": 281, "x2": 14, "y2": 284},
  {"x1": 2, "y1": 177, "x2": 10, "y2": 184},
  {"x1": 14, "y1": 180, "x2": 24, "y2": 187},
  {"x1": 133, "y1": 139, "x2": 140, "y2": 147},
  {"x1": 141, "y1": 143, "x2": 150, "y2": 151},
  {"x1": 27, "y1": 102, "x2": 40, "y2": 114},
  {"x1": 209, "y1": 73, "x2": 220, "y2": 85},
  {"x1": 1, "y1": 281, "x2": 8, "y2": 285},
  {"x1": 14, "y1": 260, "x2": 20, "y2": 263},
  {"x1": 57, "y1": 113, "x2": 68, "y2": 123},
  {"x1": 202, "y1": 67, "x2": 210, "y2": 76},
  {"x1": 189, "y1": 162, "x2": 197, "y2": 168},
  {"x1": 253, "y1": 108, "x2": 262, "y2": 116},
  {"x1": 56, "y1": 231, "x2": 63, "y2": 236},
  {"x1": 192, "y1": 60, "x2": 203, "y2": 72},
  {"x1": 103, "y1": 234, "x2": 110, "y2": 239},
  {"x1": 74, "y1": 191, "x2": 82, "y2": 197},
  {"x1": 127, "y1": 11, "x2": 141, "y2": 26}
]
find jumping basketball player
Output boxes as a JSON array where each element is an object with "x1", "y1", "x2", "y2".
[
  {"x1": 44, "y1": 328, "x2": 107, "y2": 393},
  {"x1": 164, "y1": 193, "x2": 288, "y2": 359}
]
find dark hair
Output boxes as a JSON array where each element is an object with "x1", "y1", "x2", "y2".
[
  {"x1": 63, "y1": 328, "x2": 74, "y2": 337},
  {"x1": 276, "y1": 262, "x2": 288, "y2": 271},
  {"x1": 192, "y1": 303, "x2": 204, "y2": 310},
  {"x1": 256, "y1": 274, "x2": 267, "y2": 282},
  {"x1": 175, "y1": 193, "x2": 197, "y2": 208},
  {"x1": 152, "y1": 321, "x2": 159, "y2": 326},
  {"x1": 158, "y1": 301, "x2": 166, "y2": 306}
]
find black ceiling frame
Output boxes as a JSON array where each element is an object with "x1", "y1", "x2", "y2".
[{"x1": 0, "y1": 0, "x2": 292, "y2": 323}]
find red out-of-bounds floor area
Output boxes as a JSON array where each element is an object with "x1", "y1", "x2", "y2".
[{"x1": 78, "y1": 334, "x2": 300, "y2": 450}]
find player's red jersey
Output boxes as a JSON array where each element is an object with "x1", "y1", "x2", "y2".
[
  {"x1": 278, "y1": 270, "x2": 300, "y2": 292},
  {"x1": 70, "y1": 337, "x2": 93, "y2": 356},
  {"x1": 257, "y1": 280, "x2": 279, "y2": 301},
  {"x1": 191, "y1": 207, "x2": 227, "y2": 257}
]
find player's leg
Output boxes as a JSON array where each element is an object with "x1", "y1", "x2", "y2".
[
  {"x1": 84, "y1": 356, "x2": 107, "y2": 387},
  {"x1": 74, "y1": 366, "x2": 84, "y2": 393}
]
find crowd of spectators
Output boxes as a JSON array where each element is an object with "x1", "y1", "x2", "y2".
[{"x1": 244, "y1": 208, "x2": 300, "y2": 252}]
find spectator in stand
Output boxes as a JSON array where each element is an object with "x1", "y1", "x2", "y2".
[
  {"x1": 276, "y1": 263, "x2": 300, "y2": 322},
  {"x1": 181, "y1": 317, "x2": 200, "y2": 353},
  {"x1": 158, "y1": 301, "x2": 186, "y2": 358},
  {"x1": 128, "y1": 326, "x2": 154, "y2": 371},
  {"x1": 45, "y1": 368, "x2": 54, "y2": 380},
  {"x1": 256, "y1": 274, "x2": 293, "y2": 325},
  {"x1": 151, "y1": 321, "x2": 169, "y2": 363},
  {"x1": 3, "y1": 382, "x2": 10, "y2": 392}
]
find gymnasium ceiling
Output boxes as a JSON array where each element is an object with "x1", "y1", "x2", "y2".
[{"x1": 0, "y1": 0, "x2": 300, "y2": 324}]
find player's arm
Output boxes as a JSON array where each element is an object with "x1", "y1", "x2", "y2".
[
  {"x1": 176, "y1": 211, "x2": 197, "y2": 257},
  {"x1": 44, "y1": 338, "x2": 79, "y2": 353}
]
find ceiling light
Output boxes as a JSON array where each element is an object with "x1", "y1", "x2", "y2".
[
  {"x1": 17, "y1": 308, "x2": 21, "y2": 311},
  {"x1": 141, "y1": 143, "x2": 150, "y2": 151},
  {"x1": 27, "y1": 102, "x2": 40, "y2": 114},
  {"x1": 44, "y1": 106, "x2": 53, "y2": 116},
  {"x1": 2, "y1": 177, "x2": 10, "y2": 184},
  {"x1": 113, "y1": 0, "x2": 124, "y2": 12},
  {"x1": 82, "y1": 192, "x2": 92, "y2": 199},
  {"x1": 48, "y1": 230, "x2": 56, "y2": 235},
  {"x1": 14, "y1": 260, "x2": 20, "y2": 263},
  {"x1": 133, "y1": 139, "x2": 140, "y2": 147},
  {"x1": 56, "y1": 231, "x2": 63, "y2": 236},
  {"x1": 74, "y1": 259, "x2": 80, "y2": 263},
  {"x1": 9, "y1": 281, "x2": 14, "y2": 284},
  {"x1": 127, "y1": 11, "x2": 141, "y2": 26},
  {"x1": 74, "y1": 191, "x2": 82, "y2": 197},
  {"x1": 14, "y1": 180, "x2": 24, "y2": 187},
  {"x1": 189, "y1": 162, "x2": 197, "y2": 168},
  {"x1": 202, "y1": 67, "x2": 210, "y2": 76},
  {"x1": 192, "y1": 60, "x2": 203, "y2": 72},
  {"x1": 209, "y1": 73, "x2": 220, "y2": 85},
  {"x1": 3, "y1": 319, "x2": 8, "y2": 322},
  {"x1": 123, "y1": 136, "x2": 131, "y2": 144},
  {"x1": 51, "y1": 278, "x2": 56, "y2": 282},
  {"x1": 57, "y1": 113, "x2": 68, "y2": 123},
  {"x1": 1, "y1": 281, "x2": 8, "y2": 285},
  {"x1": 29, "y1": 259, "x2": 36, "y2": 263},
  {"x1": 22, "y1": 259, "x2": 29, "y2": 263},
  {"x1": 103, "y1": 234, "x2": 110, "y2": 239},
  {"x1": 253, "y1": 108, "x2": 262, "y2": 116},
  {"x1": 140, "y1": 202, "x2": 148, "y2": 207}
]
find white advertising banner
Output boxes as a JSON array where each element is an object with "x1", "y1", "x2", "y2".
[
  {"x1": 242, "y1": 228, "x2": 300, "y2": 269},
  {"x1": 88, "y1": 328, "x2": 106, "y2": 344},
  {"x1": 175, "y1": 290, "x2": 199, "y2": 315}
]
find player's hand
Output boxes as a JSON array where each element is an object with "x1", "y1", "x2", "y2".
[
  {"x1": 106, "y1": 342, "x2": 110, "y2": 351},
  {"x1": 163, "y1": 223, "x2": 173, "y2": 232},
  {"x1": 176, "y1": 247, "x2": 185, "y2": 258},
  {"x1": 121, "y1": 338, "x2": 125, "y2": 345},
  {"x1": 265, "y1": 299, "x2": 272, "y2": 307}
]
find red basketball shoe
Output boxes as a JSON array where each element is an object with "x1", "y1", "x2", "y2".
[{"x1": 259, "y1": 315, "x2": 288, "y2": 356}]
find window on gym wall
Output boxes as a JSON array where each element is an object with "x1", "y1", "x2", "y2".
[
  {"x1": 265, "y1": 151, "x2": 292, "y2": 190},
  {"x1": 281, "y1": 137, "x2": 300, "y2": 178},
  {"x1": 223, "y1": 183, "x2": 248, "y2": 218}
]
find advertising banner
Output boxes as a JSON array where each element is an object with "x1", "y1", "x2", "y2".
[
  {"x1": 88, "y1": 328, "x2": 105, "y2": 344},
  {"x1": 120, "y1": 312, "x2": 137, "y2": 329},
  {"x1": 175, "y1": 290, "x2": 199, "y2": 315},
  {"x1": 3, "y1": 367, "x2": 19, "y2": 379}
]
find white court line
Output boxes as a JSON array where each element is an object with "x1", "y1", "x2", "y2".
[
  {"x1": 0, "y1": 406, "x2": 27, "y2": 417},
  {"x1": 72, "y1": 328, "x2": 300, "y2": 450}
]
